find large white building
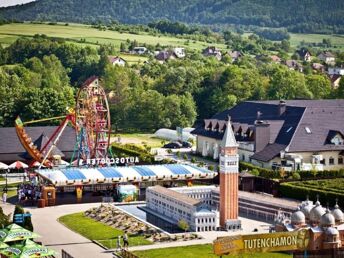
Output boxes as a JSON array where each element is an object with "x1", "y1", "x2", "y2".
[
  {"x1": 192, "y1": 100, "x2": 344, "y2": 171},
  {"x1": 146, "y1": 185, "x2": 219, "y2": 232}
]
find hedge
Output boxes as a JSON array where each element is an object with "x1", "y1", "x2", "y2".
[
  {"x1": 239, "y1": 161, "x2": 344, "y2": 180},
  {"x1": 110, "y1": 143, "x2": 154, "y2": 164},
  {"x1": 279, "y1": 182, "x2": 344, "y2": 208},
  {"x1": 239, "y1": 162, "x2": 280, "y2": 178}
]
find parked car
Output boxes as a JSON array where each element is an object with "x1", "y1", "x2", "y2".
[
  {"x1": 163, "y1": 142, "x2": 183, "y2": 149},
  {"x1": 181, "y1": 141, "x2": 192, "y2": 148}
]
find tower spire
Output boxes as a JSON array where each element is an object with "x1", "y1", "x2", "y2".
[{"x1": 221, "y1": 116, "x2": 238, "y2": 148}]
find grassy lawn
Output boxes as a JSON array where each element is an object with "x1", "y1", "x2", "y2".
[
  {"x1": 112, "y1": 133, "x2": 164, "y2": 148},
  {"x1": 133, "y1": 244, "x2": 291, "y2": 258},
  {"x1": 0, "y1": 23, "x2": 227, "y2": 51},
  {"x1": 58, "y1": 212, "x2": 151, "y2": 248},
  {"x1": 120, "y1": 54, "x2": 149, "y2": 65},
  {"x1": 289, "y1": 33, "x2": 344, "y2": 50}
]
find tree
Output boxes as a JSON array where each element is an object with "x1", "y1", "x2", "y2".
[
  {"x1": 267, "y1": 66, "x2": 312, "y2": 100},
  {"x1": 336, "y1": 76, "x2": 344, "y2": 98},
  {"x1": 0, "y1": 207, "x2": 10, "y2": 228},
  {"x1": 178, "y1": 219, "x2": 189, "y2": 233},
  {"x1": 13, "y1": 205, "x2": 33, "y2": 231},
  {"x1": 306, "y1": 74, "x2": 331, "y2": 99}
]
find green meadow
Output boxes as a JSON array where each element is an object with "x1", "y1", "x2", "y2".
[{"x1": 0, "y1": 23, "x2": 227, "y2": 51}]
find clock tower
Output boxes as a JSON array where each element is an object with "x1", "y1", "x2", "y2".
[{"x1": 219, "y1": 117, "x2": 241, "y2": 230}]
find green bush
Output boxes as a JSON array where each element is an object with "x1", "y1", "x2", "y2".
[
  {"x1": 292, "y1": 172, "x2": 301, "y2": 180},
  {"x1": 191, "y1": 157, "x2": 196, "y2": 163},
  {"x1": 208, "y1": 165, "x2": 214, "y2": 171},
  {"x1": 239, "y1": 162, "x2": 279, "y2": 178},
  {"x1": 251, "y1": 169, "x2": 260, "y2": 176},
  {"x1": 0, "y1": 207, "x2": 10, "y2": 228},
  {"x1": 183, "y1": 154, "x2": 188, "y2": 160},
  {"x1": 13, "y1": 205, "x2": 33, "y2": 231},
  {"x1": 279, "y1": 181, "x2": 344, "y2": 208},
  {"x1": 110, "y1": 143, "x2": 154, "y2": 164}
]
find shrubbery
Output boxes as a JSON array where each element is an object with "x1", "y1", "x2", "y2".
[
  {"x1": 279, "y1": 181, "x2": 344, "y2": 207},
  {"x1": 239, "y1": 161, "x2": 344, "y2": 180},
  {"x1": 110, "y1": 143, "x2": 154, "y2": 164}
]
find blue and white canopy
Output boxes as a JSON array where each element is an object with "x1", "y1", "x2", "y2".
[{"x1": 35, "y1": 164, "x2": 217, "y2": 186}]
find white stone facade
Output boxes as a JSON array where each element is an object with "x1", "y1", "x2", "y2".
[
  {"x1": 196, "y1": 135, "x2": 344, "y2": 171},
  {"x1": 146, "y1": 186, "x2": 219, "y2": 232}
]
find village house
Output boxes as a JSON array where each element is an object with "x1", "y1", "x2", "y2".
[
  {"x1": 297, "y1": 48, "x2": 312, "y2": 62},
  {"x1": 173, "y1": 47, "x2": 186, "y2": 58},
  {"x1": 227, "y1": 50, "x2": 243, "y2": 62},
  {"x1": 285, "y1": 60, "x2": 303, "y2": 72},
  {"x1": 328, "y1": 74, "x2": 342, "y2": 89},
  {"x1": 192, "y1": 100, "x2": 344, "y2": 172},
  {"x1": 317, "y1": 51, "x2": 336, "y2": 65},
  {"x1": 270, "y1": 55, "x2": 282, "y2": 64},
  {"x1": 107, "y1": 56, "x2": 126, "y2": 66},
  {"x1": 202, "y1": 46, "x2": 222, "y2": 61},
  {"x1": 312, "y1": 63, "x2": 325, "y2": 73},
  {"x1": 155, "y1": 50, "x2": 177, "y2": 63},
  {"x1": 132, "y1": 46, "x2": 147, "y2": 55},
  {"x1": 328, "y1": 67, "x2": 344, "y2": 76}
]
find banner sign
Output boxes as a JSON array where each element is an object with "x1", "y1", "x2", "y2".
[
  {"x1": 213, "y1": 230, "x2": 309, "y2": 255},
  {"x1": 81, "y1": 157, "x2": 139, "y2": 166}
]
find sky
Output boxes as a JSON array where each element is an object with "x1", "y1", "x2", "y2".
[{"x1": 0, "y1": 0, "x2": 36, "y2": 7}]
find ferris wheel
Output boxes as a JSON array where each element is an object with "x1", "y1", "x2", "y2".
[{"x1": 75, "y1": 76, "x2": 111, "y2": 161}]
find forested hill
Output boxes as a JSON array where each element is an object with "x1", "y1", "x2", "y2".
[{"x1": 1, "y1": 0, "x2": 344, "y2": 33}]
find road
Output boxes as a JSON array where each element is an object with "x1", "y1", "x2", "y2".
[{"x1": 2, "y1": 202, "x2": 114, "y2": 258}]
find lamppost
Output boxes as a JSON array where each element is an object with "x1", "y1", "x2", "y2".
[{"x1": 5, "y1": 168, "x2": 9, "y2": 193}]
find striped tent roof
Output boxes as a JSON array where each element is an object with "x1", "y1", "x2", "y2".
[{"x1": 35, "y1": 164, "x2": 217, "y2": 186}]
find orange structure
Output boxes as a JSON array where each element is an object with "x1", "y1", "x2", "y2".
[{"x1": 219, "y1": 117, "x2": 241, "y2": 230}]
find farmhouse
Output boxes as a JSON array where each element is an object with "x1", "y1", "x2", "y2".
[
  {"x1": 202, "y1": 46, "x2": 222, "y2": 61},
  {"x1": 107, "y1": 56, "x2": 126, "y2": 66},
  {"x1": 192, "y1": 100, "x2": 344, "y2": 171},
  {"x1": 297, "y1": 48, "x2": 312, "y2": 62},
  {"x1": 318, "y1": 51, "x2": 336, "y2": 65}
]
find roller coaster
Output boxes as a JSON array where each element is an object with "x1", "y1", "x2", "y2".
[{"x1": 15, "y1": 76, "x2": 111, "y2": 168}]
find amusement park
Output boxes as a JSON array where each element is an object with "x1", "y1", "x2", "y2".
[
  {"x1": 1, "y1": 76, "x2": 344, "y2": 258},
  {"x1": 0, "y1": 76, "x2": 217, "y2": 206}
]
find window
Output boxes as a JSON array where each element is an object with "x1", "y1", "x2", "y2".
[
  {"x1": 329, "y1": 157, "x2": 334, "y2": 165},
  {"x1": 339, "y1": 157, "x2": 343, "y2": 164},
  {"x1": 286, "y1": 127, "x2": 293, "y2": 133}
]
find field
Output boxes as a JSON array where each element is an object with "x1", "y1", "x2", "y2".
[
  {"x1": 0, "y1": 23, "x2": 227, "y2": 51},
  {"x1": 133, "y1": 244, "x2": 291, "y2": 258},
  {"x1": 58, "y1": 212, "x2": 151, "y2": 248},
  {"x1": 289, "y1": 33, "x2": 344, "y2": 50},
  {"x1": 111, "y1": 133, "x2": 164, "y2": 148}
]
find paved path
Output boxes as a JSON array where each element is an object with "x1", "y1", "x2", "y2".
[
  {"x1": 2, "y1": 202, "x2": 114, "y2": 258},
  {"x1": 129, "y1": 216, "x2": 271, "y2": 252}
]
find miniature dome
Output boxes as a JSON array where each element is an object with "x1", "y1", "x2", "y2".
[
  {"x1": 332, "y1": 204, "x2": 344, "y2": 223},
  {"x1": 309, "y1": 202, "x2": 325, "y2": 223},
  {"x1": 301, "y1": 203, "x2": 313, "y2": 219},
  {"x1": 291, "y1": 209, "x2": 306, "y2": 225},
  {"x1": 320, "y1": 209, "x2": 335, "y2": 227},
  {"x1": 325, "y1": 227, "x2": 339, "y2": 236}
]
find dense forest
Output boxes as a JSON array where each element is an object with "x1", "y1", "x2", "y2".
[
  {"x1": 1, "y1": 0, "x2": 344, "y2": 34},
  {"x1": 0, "y1": 35, "x2": 344, "y2": 131}
]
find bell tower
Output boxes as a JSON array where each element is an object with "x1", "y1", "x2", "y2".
[{"x1": 219, "y1": 117, "x2": 241, "y2": 230}]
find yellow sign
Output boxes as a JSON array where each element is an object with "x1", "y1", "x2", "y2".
[
  {"x1": 76, "y1": 188, "x2": 83, "y2": 199},
  {"x1": 213, "y1": 229, "x2": 309, "y2": 255}
]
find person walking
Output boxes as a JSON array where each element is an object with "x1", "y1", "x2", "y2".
[
  {"x1": 116, "y1": 236, "x2": 122, "y2": 251},
  {"x1": 123, "y1": 232, "x2": 129, "y2": 249},
  {"x1": 2, "y1": 191, "x2": 7, "y2": 203}
]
